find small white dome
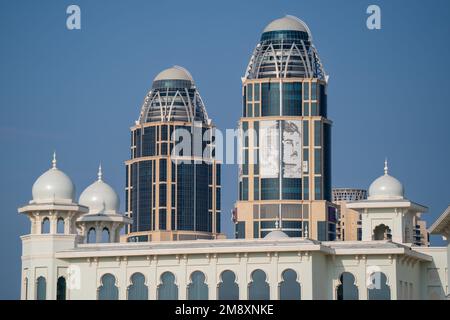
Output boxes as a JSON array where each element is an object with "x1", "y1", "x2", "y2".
[
  {"x1": 31, "y1": 154, "x2": 75, "y2": 203},
  {"x1": 263, "y1": 15, "x2": 309, "y2": 33},
  {"x1": 368, "y1": 161, "x2": 404, "y2": 200},
  {"x1": 153, "y1": 66, "x2": 193, "y2": 82},
  {"x1": 79, "y1": 166, "x2": 119, "y2": 214},
  {"x1": 264, "y1": 230, "x2": 289, "y2": 239}
]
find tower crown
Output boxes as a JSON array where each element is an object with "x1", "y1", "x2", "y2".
[
  {"x1": 138, "y1": 66, "x2": 209, "y2": 124},
  {"x1": 244, "y1": 15, "x2": 325, "y2": 80}
]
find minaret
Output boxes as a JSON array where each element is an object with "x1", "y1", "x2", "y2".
[
  {"x1": 234, "y1": 16, "x2": 336, "y2": 240},
  {"x1": 78, "y1": 165, "x2": 131, "y2": 243},
  {"x1": 125, "y1": 66, "x2": 223, "y2": 242},
  {"x1": 18, "y1": 154, "x2": 88, "y2": 300}
]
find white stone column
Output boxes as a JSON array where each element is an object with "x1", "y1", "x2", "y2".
[
  {"x1": 95, "y1": 225, "x2": 102, "y2": 243},
  {"x1": 50, "y1": 213, "x2": 57, "y2": 234},
  {"x1": 238, "y1": 254, "x2": 248, "y2": 300},
  {"x1": 208, "y1": 255, "x2": 218, "y2": 300},
  {"x1": 178, "y1": 256, "x2": 187, "y2": 300},
  {"x1": 269, "y1": 253, "x2": 279, "y2": 300}
]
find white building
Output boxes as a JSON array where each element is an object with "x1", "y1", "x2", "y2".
[{"x1": 19, "y1": 156, "x2": 450, "y2": 300}]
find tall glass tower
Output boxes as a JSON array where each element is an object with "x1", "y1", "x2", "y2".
[
  {"x1": 125, "y1": 66, "x2": 222, "y2": 242},
  {"x1": 234, "y1": 16, "x2": 337, "y2": 241}
]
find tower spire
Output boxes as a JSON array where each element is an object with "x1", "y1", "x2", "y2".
[
  {"x1": 98, "y1": 163, "x2": 103, "y2": 181},
  {"x1": 52, "y1": 151, "x2": 57, "y2": 169},
  {"x1": 384, "y1": 158, "x2": 388, "y2": 175}
]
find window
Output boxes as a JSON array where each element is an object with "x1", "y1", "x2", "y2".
[
  {"x1": 41, "y1": 218, "x2": 50, "y2": 234},
  {"x1": 128, "y1": 273, "x2": 148, "y2": 300},
  {"x1": 311, "y1": 82, "x2": 317, "y2": 100},
  {"x1": 101, "y1": 228, "x2": 110, "y2": 243},
  {"x1": 235, "y1": 222, "x2": 245, "y2": 239},
  {"x1": 87, "y1": 227, "x2": 96, "y2": 243},
  {"x1": 261, "y1": 82, "x2": 280, "y2": 116},
  {"x1": 303, "y1": 82, "x2": 309, "y2": 100},
  {"x1": 336, "y1": 272, "x2": 358, "y2": 300},
  {"x1": 36, "y1": 276, "x2": 46, "y2": 300},
  {"x1": 314, "y1": 121, "x2": 321, "y2": 146},
  {"x1": 57, "y1": 218, "x2": 64, "y2": 234},
  {"x1": 218, "y1": 270, "x2": 239, "y2": 300},
  {"x1": 242, "y1": 178, "x2": 248, "y2": 201},
  {"x1": 279, "y1": 269, "x2": 301, "y2": 300},
  {"x1": 248, "y1": 269, "x2": 270, "y2": 300},
  {"x1": 282, "y1": 178, "x2": 301, "y2": 200},
  {"x1": 247, "y1": 84, "x2": 253, "y2": 102},
  {"x1": 56, "y1": 277, "x2": 66, "y2": 300},
  {"x1": 373, "y1": 224, "x2": 392, "y2": 240},
  {"x1": 314, "y1": 177, "x2": 322, "y2": 200},
  {"x1": 368, "y1": 272, "x2": 391, "y2": 300},
  {"x1": 158, "y1": 272, "x2": 178, "y2": 300},
  {"x1": 282, "y1": 82, "x2": 302, "y2": 116},
  {"x1": 188, "y1": 271, "x2": 208, "y2": 300},
  {"x1": 98, "y1": 274, "x2": 119, "y2": 300},
  {"x1": 303, "y1": 121, "x2": 309, "y2": 146},
  {"x1": 314, "y1": 149, "x2": 321, "y2": 174},
  {"x1": 261, "y1": 178, "x2": 279, "y2": 200},
  {"x1": 254, "y1": 83, "x2": 260, "y2": 101}
]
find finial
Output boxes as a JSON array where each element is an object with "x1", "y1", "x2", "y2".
[
  {"x1": 97, "y1": 163, "x2": 103, "y2": 181},
  {"x1": 304, "y1": 223, "x2": 309, "y2": 238},
  {"x1": 275, "y1": 219, "x2": 280, "y2": 229},
  {"x1": 384, "y1": 158, "x2": 388, "y2": 175},
  {"x1": 52, "y1": 151, "x2": 57, "y2": 169}
]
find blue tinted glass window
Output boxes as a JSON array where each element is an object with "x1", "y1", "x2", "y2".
[
  {"x1": 254, "y1": 83, "x2": 260, "y2": 101},
  {"x1": 254, "y1": 177, "x2": 259, "y2": 200},
  {"x1": 315, "y1": 176, "x2": 322, "y2": 200},
  {"x1": 282, "y1": 82, "x2": 302, "y2": 116},
  {"x1": 159, "y1": 209, "x2": 166, "y2": 230},
  {"x1": 311, "y1": 82, "x2": 317, "y2": 100},
  {"x1": 235, "y1": 222, "x2": 245, "y2": 239},
  {"x1": 311, "y1": 102, "x2": 318, "y2": 116},
  {"x1": 314, "y1": 121, "x2": 321, "y2": 146},
  {"x1": 247, "y1": 84, "x2": 253, "y2": 102},
  {"x1": 282, "y1": 178, "x2": 301, "y2": 200},
  {"x1": 261, "y1": 82, "x2": 280, "y2": 116},
  {"x1": 303, "y1": 121, "x2": 309, "y2": 146},
  {"x1": 159, "y1": 184, "x2": 166, "y2": 207},
  {"x1": 261, "y1": 178, "x2": 279, "y2": 200},
  {"x1": 303, "y1": 177, "x2": 309, "y2": 200},
  {"x1": 253, "y1": 222, "x2": 260, "y2": 238},
  {"x1": 314, "y1": 149, "x2": 321, "y2": 174},
  {"x1": 242, "y1": 178, "x2": 248, "y2": 201}
]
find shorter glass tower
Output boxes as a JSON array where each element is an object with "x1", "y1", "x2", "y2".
[{"x1": 125, "y1": 66, "x2": 222, "y2": 242}]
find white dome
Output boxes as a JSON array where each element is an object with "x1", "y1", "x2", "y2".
[
  {"x1": 264, "y1": 230, "x2": 289, "y2": 239},
  {"x1": 368, "y1": 161, "x2": 404, "y2": 200},
  {"x1": 263, "y1": 15, "x2": 310, "y2": 33},
  {"x1": 153, "y1": 66, "x2": 193, "y2": 82},
  {"x1": 31, "y1": 154, "x2": 75, "y2": 203},
  {"x1": 79, "y1": 166, "x2": 119, "y2": 214}
]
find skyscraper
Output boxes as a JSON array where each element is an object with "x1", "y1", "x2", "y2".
[
  {"x1": 235, "y1": 16, "x2": 337, "y2": 240},
  {"x1": 125, "y1": 66, "x2": 222, "y2": 242}
]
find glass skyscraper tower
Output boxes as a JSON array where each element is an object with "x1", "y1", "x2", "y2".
[
  {"x1": 234, "y1": 16, "x2": 337, "y2": 241},
  {"x1": 125, "y1": 66, "x2": 222, "y2": 242}
]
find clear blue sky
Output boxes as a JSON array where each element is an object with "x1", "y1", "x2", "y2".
[{"x1": 0, "y1": 0, "x2": 449, "y2": 299}]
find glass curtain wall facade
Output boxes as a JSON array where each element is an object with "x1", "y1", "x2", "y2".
[
  {"x1": 235, "y1": 16, "x2": 337, "y2": 241},
  {"x1": 125, "y1": 66, "x2": 221, "y2": 242}
]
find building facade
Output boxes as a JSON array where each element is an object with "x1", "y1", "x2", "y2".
[
  {"x1": 125, "y1": 66, "x2": 222, "y2": 242},
  {"x1": 234, "y1": 16, "x2": 336, "y2": 241},
  {"x1": 333, "y1": 188, "x2": 367, "y2": 241},
  {"x1": 18, "y1": 156, "x2": 450, "y2": 300}
]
